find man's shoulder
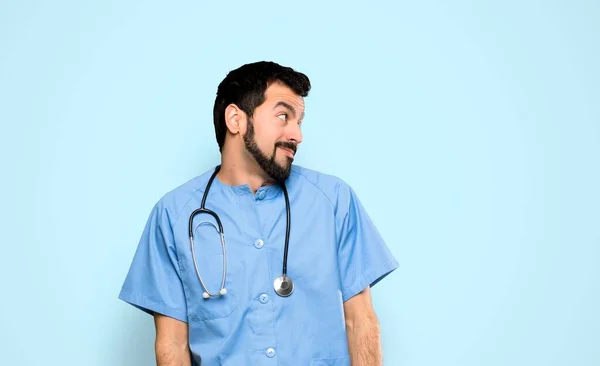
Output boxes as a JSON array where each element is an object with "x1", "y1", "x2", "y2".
[
  {"x1": 291, "y1": 164, "x2": 347, "y2": 186},
  {"x1": 290, "y1": 165, "x2": 353, "y2": 206},
  {"x1": 152, "y1": 166, "x2": 216, "y2": 220}
]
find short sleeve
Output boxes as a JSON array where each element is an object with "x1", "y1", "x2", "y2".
[
  {"x1": 118, "y1": 201, "x2": 188, "y2": 323},
  {"x1": 336, "y1": 183, "x2": 399, "y2": 302}
]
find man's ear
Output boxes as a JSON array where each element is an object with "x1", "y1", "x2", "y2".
[{"x1": 224, "y1": 104, "x2": 246, "y2": 135}]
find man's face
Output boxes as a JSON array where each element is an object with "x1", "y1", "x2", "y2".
[{"x1": 243, "y1": 82, "x2": 305, "y2": 183}]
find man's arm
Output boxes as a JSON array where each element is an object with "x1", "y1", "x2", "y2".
[
  {"x1": 153, "y1": 313, "x2": 192, "y2": 366},
  {"x1": 343, "y1": 286, "x2": 383, "y2": 366}
]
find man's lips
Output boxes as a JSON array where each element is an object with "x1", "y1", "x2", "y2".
[{"x1": 279, "y1": 147, "x2": 295, "y2": 158}]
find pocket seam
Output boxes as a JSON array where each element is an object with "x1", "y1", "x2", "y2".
[
  {"x1": 309, "y1": 354, "x2": 351, "y2": 366},
  {"x1": 180, "y1": 257, "x2": 241, "y2": 322}
]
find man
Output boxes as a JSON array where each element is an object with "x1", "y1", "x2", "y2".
[{"x1": 119, "y1": 61, "x2": 399, "y2": 365}]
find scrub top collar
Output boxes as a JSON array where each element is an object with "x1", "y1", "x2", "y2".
[{"x1": 213, "y1": 173, "x2": 284, "y2": 201}]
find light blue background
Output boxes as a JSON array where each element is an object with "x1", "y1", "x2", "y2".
[{"x1": 1, "y1": 1, "x2": 598, "y2": 365}]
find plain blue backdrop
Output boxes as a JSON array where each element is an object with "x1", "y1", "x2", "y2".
[{"x1": 1, "y1": 1, "x2": 598, "y2": 365}]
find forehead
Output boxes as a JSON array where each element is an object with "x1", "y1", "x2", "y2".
[{"x1": 263, "y1": 82, "x2": 305, "y2": 110}]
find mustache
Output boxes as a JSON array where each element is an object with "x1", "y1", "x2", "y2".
[{"x1": 275, "y1": 141, "x2": 297, "y2": 154}]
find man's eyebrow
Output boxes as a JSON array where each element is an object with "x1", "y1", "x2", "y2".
[{"x1": 273, "y1": 101, "x2": 305, "y2": 120}]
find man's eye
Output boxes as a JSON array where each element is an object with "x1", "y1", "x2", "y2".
[{"x1": 277, "y1": 113, "x2": 288, "y2": 121}]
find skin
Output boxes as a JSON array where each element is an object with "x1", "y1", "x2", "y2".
[
  {"x1": 154, "y1": 81, "x2": 383, "y2": 365},
  {"x1": 344, "y1": 286, "x2": 384, "y2": 365},
  {"x1": 154, "y1": 314, "x2": 191, "y2": 366}
]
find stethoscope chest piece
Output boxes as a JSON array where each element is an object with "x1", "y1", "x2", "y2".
[{"x1": 273, "y1": 275, "x2": 294, "y2": 297}]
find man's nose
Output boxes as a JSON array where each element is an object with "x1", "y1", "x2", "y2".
[{"x1": 287, "y1": 123, "x2": 303, "y2": 145}]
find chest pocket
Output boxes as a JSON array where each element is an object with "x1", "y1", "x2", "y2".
[
  {"x1": 180, "y1": 250, "x2": 242, "y2": 321},
  {"x1": 179, "y1": 221, "x2": 242, "y2": 322}
]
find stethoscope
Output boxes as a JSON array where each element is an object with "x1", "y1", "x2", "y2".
[{"x1": 188, "y1": 165, "x2": 294, "y2": 299}]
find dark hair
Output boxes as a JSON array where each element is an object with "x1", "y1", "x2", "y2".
[{"x1": 213, "y1": 61, "x2": 311, "y2": 152}]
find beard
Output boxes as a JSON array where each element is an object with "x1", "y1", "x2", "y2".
[{"x1": 243, "y1": 118, "x2": 296, "y2": 184}]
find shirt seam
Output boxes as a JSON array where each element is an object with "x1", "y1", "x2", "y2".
[
  {"x1": 119, "y1": 288, "x2": 188, "y2": 321},
  {"x1": 341, "y1": 258, "x2": 397, "y2": 300},
  {"x1": 292, "y1": 170, "x2": 338, "y2": 210},
  {"x1": 172, "y1": 184, "x2": 208, "y2": 229}
]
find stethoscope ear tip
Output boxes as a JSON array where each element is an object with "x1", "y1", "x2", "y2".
[{"x1": 202, "y1": 288, "x2": 228, "y2": 299}]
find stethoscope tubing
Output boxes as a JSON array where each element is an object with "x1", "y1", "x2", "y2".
[{"x1": 188, "y1": 165, "x2": 292, "y2": 298}]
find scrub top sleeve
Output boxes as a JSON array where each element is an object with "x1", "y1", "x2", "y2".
[
  {"x1": 336, "y1": 183, "x2": 399, "y2": 302},
  {"x1": 118, "y1": 202, "x2": 188, "y2": 323}
]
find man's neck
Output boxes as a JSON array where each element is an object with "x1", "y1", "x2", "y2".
[{"x1": 217, "y1": 149, "x2": 275, "y2": 194}]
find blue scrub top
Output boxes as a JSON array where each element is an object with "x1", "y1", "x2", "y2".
[{"x1": 119, "y1": 165, "x2": 398, "y2": 365}]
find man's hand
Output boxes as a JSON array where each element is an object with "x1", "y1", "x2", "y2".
[
  {"x1": 343, "y1": 286, "x2": 383, "y2": 365},
  {"x1": 153, "y1": 313, "x2": 192, "y2": 366}
]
